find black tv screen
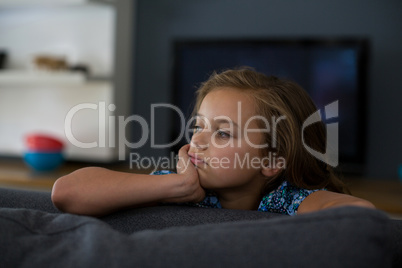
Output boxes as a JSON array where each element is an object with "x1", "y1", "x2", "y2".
[{"x1": 171, "y1": 38, "x2": 369, "y2": 172}]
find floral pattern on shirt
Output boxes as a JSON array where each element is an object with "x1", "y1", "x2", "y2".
[{"x1": 257, "y1": 181, "x2": 319, "y2": 215}]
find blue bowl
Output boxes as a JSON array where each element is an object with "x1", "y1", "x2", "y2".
[{"x1": 24, "y1": 151, "x2": 64, "y2": 172}]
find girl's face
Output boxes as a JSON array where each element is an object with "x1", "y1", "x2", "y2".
[{"x1": 188, "y1": 87, "x2": 268, "y2": 192}]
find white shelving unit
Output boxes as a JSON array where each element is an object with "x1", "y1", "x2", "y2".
[{"x1": 0, "y1": 1, "x2": 135, "y2": 162}]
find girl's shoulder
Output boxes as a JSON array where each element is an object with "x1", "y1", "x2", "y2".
[{"x1": 258, "y1": 180, "x2": 323, "y2": 215}]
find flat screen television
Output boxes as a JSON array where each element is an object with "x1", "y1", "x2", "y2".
[{"x1": 171, "y1": 38, "x2": 369, "y2": 173}]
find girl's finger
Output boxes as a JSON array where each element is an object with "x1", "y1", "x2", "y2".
[{"x1": 177, "y1": 144, "x2": 191, "y2": 173}]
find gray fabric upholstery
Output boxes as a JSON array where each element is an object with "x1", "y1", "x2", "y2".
[
  {"x1": 0, "y1": 206, "x2": 392, "y2": 267},
  {"x1": 0, "y1": 187, "x2": 400, "y2": 267},
  {"x1": 0, "y1": 187, "x2": 59, "y2": 213},
  {"x1": 390, "y1": 219, "x2": 402, "y2": 266},
  {"x1": 0, "y1": 187, "x2": 283, "y2": 232},
  {"x1": 101, "y1": 205, "x2": 284, "y2": 233}
]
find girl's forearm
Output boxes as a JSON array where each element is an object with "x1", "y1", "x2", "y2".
[{"x1": 51, "y1": 167, "x2": 185, "y2": 216}]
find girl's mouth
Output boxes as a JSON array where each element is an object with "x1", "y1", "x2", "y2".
[{"x1": 188, "y1": 153, "x2": 207, "y2": 167}]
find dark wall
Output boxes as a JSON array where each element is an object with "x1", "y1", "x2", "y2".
[{"x1": 133, "y1": 0, "x2": 402, "y2": 179}]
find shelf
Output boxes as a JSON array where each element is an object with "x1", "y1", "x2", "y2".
[
  {"x1": 0, "y1": 70, "x2": 87, "y2": 86},
  {"x1": 0, "y1": 0, "x2": 114, "y2": 8}
]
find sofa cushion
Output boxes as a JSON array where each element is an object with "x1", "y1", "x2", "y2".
[
  {"x1": 0, "y1": 206, "x2": 392, "y2": 267},
  {"x1": 0, "y1": 187, "x2": 59, "y2": 213},
  {"x1": 101, "y1": 205, "x2": 284, "y2": 233}
]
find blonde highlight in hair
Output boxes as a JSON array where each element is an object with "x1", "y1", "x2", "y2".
[{"x1": 193, "y1": 67, "x2": 347, "y2": 195}]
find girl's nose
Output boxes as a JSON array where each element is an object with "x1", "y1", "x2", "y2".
[{"x1": 190, "y1": 131, "x2": 209, "y2": 150}]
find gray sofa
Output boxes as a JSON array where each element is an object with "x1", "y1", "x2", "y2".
[{"x1": 0, "y1": 187, "x2": 401, "y2": 267}]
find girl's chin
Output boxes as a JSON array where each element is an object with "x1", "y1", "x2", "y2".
[
  {"x1": 198, "y1": 174, "x2": 218, "y2": 191},
  {"x1": 197, "y1": 173, "x2": 209, "y2": 188}
]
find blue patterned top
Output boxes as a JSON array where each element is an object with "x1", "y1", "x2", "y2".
[{"x1": 151, "y1": 170, "x2": 321, "y2": 216}]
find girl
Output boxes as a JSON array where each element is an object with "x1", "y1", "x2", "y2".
[{"x1": 51, "y1": 68, "x2": 375, "y2": 216}]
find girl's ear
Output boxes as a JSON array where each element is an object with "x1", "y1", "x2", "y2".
[
  {"x1": 261, "y1": 167, "x2": 281, "y2": 177},
  {"x1": 260, "y1": 153, "x2": 283, "y2": 177}
]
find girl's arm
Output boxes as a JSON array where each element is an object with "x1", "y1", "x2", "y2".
[
  {"x1": 297, "y1": 190, "x2": 376, "y2": 214},
  {"x1": 51, "y1": 145, "x2": 205, "y2": 216}
]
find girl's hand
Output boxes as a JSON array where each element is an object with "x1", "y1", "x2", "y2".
[{"x1": 163, "y1": 144, "x2": 206, "y2": 203}]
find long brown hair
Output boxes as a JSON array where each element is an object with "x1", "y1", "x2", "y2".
[{"x1": 193, "y1": 68, "x2": 348, "y2": 195}]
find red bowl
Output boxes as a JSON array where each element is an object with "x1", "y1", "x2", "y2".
[{"x1": 25, "y1": 134, "x2": 64, "y2": 152}]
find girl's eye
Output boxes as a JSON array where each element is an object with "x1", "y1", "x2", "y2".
[
  {"x1": 217, "y1": 130, "x2": 231, "y2": 139},
  {"x1": 193, "y1": 126, "x2": 202, "y2": 133}
]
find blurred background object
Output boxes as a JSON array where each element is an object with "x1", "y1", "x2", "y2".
[
  {"x1": 0, "y1": 1, "x2": 124, "y2": 162},
  {"x1": 23, "y1": 133, "x2": 65, "y2": 172},
  {"x1": 33, "y1": 55, "x2": 68, "y2": 71},
  {"x1": 0, "y1": 50, "x2": 7, "y2": 69}
]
